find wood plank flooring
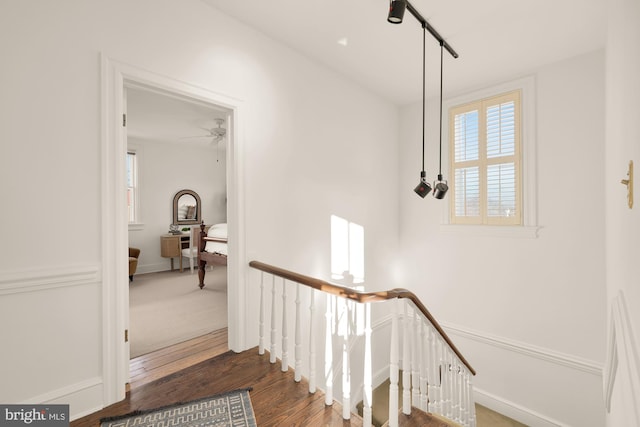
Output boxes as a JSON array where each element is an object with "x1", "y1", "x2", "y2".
[
  {"x1": 128, "y1": 328, "x2": 229, "y2": 390},
  {"x1": 71, "y1": 329, "x2": 362, "y2": 426},
  {"x1": 72, "y1": 329, "x2": 523, "y2": 426}
]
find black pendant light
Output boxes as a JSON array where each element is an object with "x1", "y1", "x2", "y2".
[
  {"x1": 414, "y1": 26, "x2": 431, "y2": 198},
  {"x1": 387, "y1": 0, "x2": 407, "y2": 24},
  {"x1": 433, "y1": 42, "x2": 449, "y2": 199},
  {"x1": 386, "y1": 0, "x2": 458, "y2": 200}
]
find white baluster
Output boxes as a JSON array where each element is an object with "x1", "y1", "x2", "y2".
[
  {"x1": 427, "y1": 325, "x2": 438, "y2": 414},
  {"x1": 460, "y1": 371, "x2": 468, "y2": 426},
  {"x1": 324, "y1": 294, "x2": 334, "y2": 406},
  {"x1": 468, "y1": 374, "x2": 476, "y2": 427},
  {"x1": 432, "y1": 338, "x2": 443, "y2": 415},
  {"x1": 402, "y1": 302, "x2": 411, "y2": 415},
  {"x1": 419, "y1": 318, "x2": 428, "y2": 411},
  {"x1": 342, "y1": 299, "x2": 351, "y2": 420},
  {"x1": 309, "y1": 289, "x2": 316, "y2": 393},
  {"x1": 444, "y1": 351, "x2": 453, "y2": 420},
  {"x1": 362, "y1": 302, "x2": 373, "y2": 427},
  {"x1": 461, "y1": 368, "x2": 470, "y2": 426},
  {"x1": 294, "y1": 283, "x2": 302, "y2": 382},
  {"x1": 453, "y1": 362, "x2": 461, "y2": 424},
  {"x1": 259, "y1": 272, "x2": 265, "y2": 355},
  {"x1": 270, "y1": 275, "x2": 277, "y2": 364},
  {"x1": 281, "y1": 278, "x2": 288, "y2": 372},
  {"x1": 441, "y1": 349, "x2": 449, "y2": 419},
  {"x1": 450, "y1": 356, "x2": 457, "y2": 422},
  {"x1": 411, "y1": 307, "x2": 420, "y2": 409},
  {"x1": 389, "y1": 299, "x2": 400, "y2": 427}
]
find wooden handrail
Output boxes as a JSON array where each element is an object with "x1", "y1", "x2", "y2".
[{"x1": 249, "y1": 260, "x2": 475, "y2": 376}]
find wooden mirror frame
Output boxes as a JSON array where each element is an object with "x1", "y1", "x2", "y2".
[{"x1": 172, "y1": 189, "x2": 202, "y2": 225}]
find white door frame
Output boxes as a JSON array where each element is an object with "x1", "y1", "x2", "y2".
[{"x1": 100, "y1": 54, "x2": 248, "y2": 406}]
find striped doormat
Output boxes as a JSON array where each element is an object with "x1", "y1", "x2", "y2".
[{"x1": 100, "y1": 388, "x2": 256, "y2": 427}]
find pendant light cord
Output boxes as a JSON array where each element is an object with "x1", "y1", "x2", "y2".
[
  {"x1": 438, "y1": 41, "x2": 443, "y2": 180},
  {"x1": 421, "y1": 26, "x2": 426, "y2": 174}
]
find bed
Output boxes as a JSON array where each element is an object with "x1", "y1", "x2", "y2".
[{"x1": 197, "y1": 222, "x2": 228, "y2": 289}]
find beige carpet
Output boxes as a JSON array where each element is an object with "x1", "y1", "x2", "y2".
[
  {"x1": 359, "y1": 374, "x2": 528, "y2": 427},
  {"x1": 129, "y1": 267, "x2": 228, "y2": 358}
]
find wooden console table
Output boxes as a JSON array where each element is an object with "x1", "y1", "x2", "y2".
[{"x1": 160, "y1": 233, "x2": 189, "y2": 271}]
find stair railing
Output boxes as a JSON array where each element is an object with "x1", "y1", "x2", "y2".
[{"x1": 249, "y1": 260, "x2": 476, "y2": 427}]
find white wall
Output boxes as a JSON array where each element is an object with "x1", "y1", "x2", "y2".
[
  {"x1": 398, "y1": 50, "x2": 607, "y2": 426},
  {"x1": 605, "y1": 0, "x2": 640, "y2": 425},
  {"x1": 127, "y1": 137, "x2": 227, "y2": 274},
  {"x1": 0, "y1": 0, "x2": 399, "y2": 419}
]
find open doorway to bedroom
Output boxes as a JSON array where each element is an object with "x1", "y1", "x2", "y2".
[{"x1": 124, "y1": 83, "x2": 231, "y2": 371}]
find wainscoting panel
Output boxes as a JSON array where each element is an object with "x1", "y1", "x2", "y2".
[
  {"x1": 442, "y1": 322, "x2": 605, "y2": 427},
  {"x1": 0, "y1": 264, "x2": 104, "y2": 420},
  {"x1": 603, "y1": 290, "x2": 640, "y2": 424}
]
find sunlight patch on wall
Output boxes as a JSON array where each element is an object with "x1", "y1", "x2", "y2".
[{"x1": 331, "y1": 215, "x2": 364, "y2": 284}]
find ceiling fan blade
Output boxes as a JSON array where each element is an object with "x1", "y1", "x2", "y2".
[{"x1": 180, "y1": 134, "x2": 210, "y2": 139}]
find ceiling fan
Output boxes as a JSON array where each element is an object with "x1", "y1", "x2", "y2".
[{"x1": 182, "y1": 118, "x2": 226, "y2": 143}]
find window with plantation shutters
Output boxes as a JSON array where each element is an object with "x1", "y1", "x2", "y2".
[{"x1": 449, "y1": 90, "x2": 521, "y2": 225}]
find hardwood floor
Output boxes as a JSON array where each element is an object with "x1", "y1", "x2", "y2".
[
  {"x1": 128, "y1": 328, "x2": 229, "y2": 390},
  {"x1": 71, "y1": 329, "x2": 362, "y2": 426},
  {"x1": 72, "y1": 329, "x2": 522, "y2": 426}
]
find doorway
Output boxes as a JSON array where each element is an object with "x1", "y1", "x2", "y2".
[
  {"x1": 125, "y1": 84, "x2": 230, "y2": 360},
  {"x1": 101, "y1": 55, "x2": 247, "y2": 406}
]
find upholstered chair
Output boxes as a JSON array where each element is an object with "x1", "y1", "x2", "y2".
[{"x1": 129, "y1": 247, "x2": 141, "y2": 281}]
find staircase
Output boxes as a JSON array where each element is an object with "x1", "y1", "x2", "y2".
[{"x1": 249, "y1": 261, "x2": 477, "y2": 427}]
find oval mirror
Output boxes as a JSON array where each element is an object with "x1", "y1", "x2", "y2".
[{"x1": 172, "y1": 189, "x2": 202, "y2": 225}]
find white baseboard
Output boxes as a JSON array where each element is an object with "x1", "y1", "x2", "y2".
[
  {"x1": 136, "y1": 262, "x2": 206, "y2": 275},
  {"x1": 22, "y1": 376, "x2": 104, "y2": 422},
  {"x1": 136, "y1": 262, "x2": 172, "y2": 275},
  {"x1": 0, "y1": 266, "x2": 105, "y2": 420},
  {"x1": 474, "y1": 387, "x2": 568, "y2": 427}
]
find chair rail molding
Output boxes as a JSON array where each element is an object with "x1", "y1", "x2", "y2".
[
  {"x1": 0, "y1": 265, "x2": 100, "y2": 296},
  {"x1": 441, "y1": 322, "x2": 603, "y2": 376}
]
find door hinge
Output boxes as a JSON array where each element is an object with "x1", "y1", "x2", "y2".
[
  {"x1": 123, "y1": 113, "x2": 127, "y2": 127},
  {"x1": 125, "y1": 329, "x2": 129, "y2": 342}
]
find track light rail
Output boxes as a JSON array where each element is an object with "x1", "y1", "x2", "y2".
[{"x1": 405, "y1": 1, "x2": 458, "y2": 59}]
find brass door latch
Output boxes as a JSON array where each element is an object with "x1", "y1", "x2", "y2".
[{"x1": 620, "y1": 160, "x2": 633, "y2": 209}]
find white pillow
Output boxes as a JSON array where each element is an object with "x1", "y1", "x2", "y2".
[
  {"x1": 178, "y1": 205, "x2": 188, "y2": 220},
  {"x1": 205, "y1": 241, "x2": 228, "y2": 255},
  {"x1": 207, "y1": 223, "x2": 227, "y2": 239}
]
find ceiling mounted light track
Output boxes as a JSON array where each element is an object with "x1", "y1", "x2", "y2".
[
  {"x1": 387, "y1": 0, "x2": 457, "y2": 199},
  {"x1": 387, "y1": 0, "x2": 458, "y2": 59}
]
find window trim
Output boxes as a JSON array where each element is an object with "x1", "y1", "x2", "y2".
[
  {"x1": 127, "y1": 145, "x2": 144, "y2": 230},
  {"x1": 439, "y1": 76, "x2": 539, "y2": 238}
]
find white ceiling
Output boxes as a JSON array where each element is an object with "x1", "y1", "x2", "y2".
[
  {"x1": 202, "y1": 0, "x2": 607, "y2": 105},
  {"x1": 127, "y1": 0, "x2": 606, "y2": 142},
  {"x1": 126, "y1": 85, "x2": 229, "y2": 144}
]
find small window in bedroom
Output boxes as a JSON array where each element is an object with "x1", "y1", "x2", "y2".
[
  {"x1": 127, "y1": 151, "x2": 138, "y2": 223},
  {"x1": 449, "y1": 90, "x2": 522, "y2": 225}
]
